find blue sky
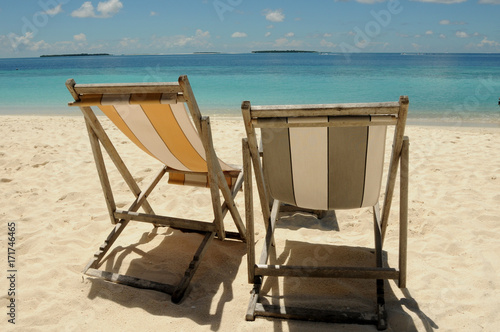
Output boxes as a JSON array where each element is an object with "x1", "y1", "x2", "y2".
[{"x1": 1, "y1": 0, "x2": 499, "y2": 57}]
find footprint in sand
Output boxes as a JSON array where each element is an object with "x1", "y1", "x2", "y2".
[
  {"x1": 1, "y1": 178, "x2": 13, "y2": 183},
  {"x1": 32, "y1": 161, "x2": 49, "y2": 168}
]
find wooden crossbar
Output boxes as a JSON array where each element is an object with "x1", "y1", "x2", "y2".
[
  {"x1": 86, "y1": 268, "x2": 177, "y2": 294},
  {"x1": 114, "y1": 210, "x2": 217, "y2": 233},
  {"x1": 253, "y1": 303, "x2": 379, "y2": 326},
  {"x1": 68, "y1": 94, "x2": 187, "y2": 106},
  {"x1": 72, "y1": 82, "x2": 183, "y2": 95},
  {"x1": 254, "y1": 265, "x2": 400, "y2": 280},
  {"x1": 253, "y1": 115, "x2": 397, "y2": 128},
  {"x1": 249, "y1": 102, "x2": 400, "y2": 118}
]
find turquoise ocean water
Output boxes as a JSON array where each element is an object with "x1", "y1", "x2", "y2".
[{"x1": 0, "y1": 53, "x2": 499, "y2": 125}]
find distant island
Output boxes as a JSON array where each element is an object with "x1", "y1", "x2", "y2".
[
  {"x1": 252, "y1": 50, "x2": 317, "y2": 54},
  {"x1": 40, "y1": 53, "x2": 111, "y2": 57},
  {"x1": 193, "y1": 52, "x2": 222, "y2": 54}
]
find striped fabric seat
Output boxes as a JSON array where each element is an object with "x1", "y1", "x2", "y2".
[
  {"x1": 261, "y1": 116, "x2": 386, "y2": 210},
  {"x1": 77, "y1": 93, "x2": 239, "y2": 189}
]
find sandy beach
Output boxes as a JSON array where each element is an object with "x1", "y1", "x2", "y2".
[{"x1": 1, "y1": 115, "x2": 499, "y2": 331}]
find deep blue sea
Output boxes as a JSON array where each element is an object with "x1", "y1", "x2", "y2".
[{"x1": 1, "y1": 53, "x2": 499, "y2": 125}]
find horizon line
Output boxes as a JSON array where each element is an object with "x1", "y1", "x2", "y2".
[{"x1": 2, "y1": 51, "x2": 500, "y2": 59}]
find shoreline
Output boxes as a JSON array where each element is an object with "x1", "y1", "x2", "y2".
[{"x1": 1, "y1": 112, "x2": 499, "y2": 129}]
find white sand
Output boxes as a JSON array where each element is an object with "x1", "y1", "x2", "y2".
[{"x1": 1, "y1": 115, "x2": 499, "y2": 331}]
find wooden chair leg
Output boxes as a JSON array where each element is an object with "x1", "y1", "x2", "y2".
[
  {"x1": 172, "y1": 232, "x2": 215, "y2": 303},
  {"x1": 246, "y1": 278, "x2": 262, "y2": 321},
  {"x1": 226, "y1": 171, "x2": 247, "y2": 239},
  {"x1": 85, "y1": 118, "x2": 117, "y2": 225},
  {"x1": 200, "y1": 117, "x2": 226, "y2": 240},
  {"x1": 376, "y1": 279, "x2": 388, "y2": 330},
  {"x1": 83, "y1": 219, "x2": 130, "y2": 272},
  {"x1": 374, "y1": 203, "x2": 388, "y2": 330},
  {"x1": 399, "y1": 137, "x2": 409, "y2": 288},
  {"x1": 243, "y1": 139, "x2": 256, "y2": 283}
]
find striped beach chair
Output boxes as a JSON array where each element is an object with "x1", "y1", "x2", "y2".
[
  {"x1": 66, "y1": 75, "x2": 246, "y2": 303},
  {"x1": 242, "y1": 97, "x2": 409, "y2": 329}
]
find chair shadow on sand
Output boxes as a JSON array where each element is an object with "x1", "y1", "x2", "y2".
[
  {"x1": 84, "y1": 209, "x2": 438, "y2": 331},
  {"x1": 86, "y1": 225, "x2": 246, "y2": 331},
  {"x1": 255, "y1": 210, "x2": 438, "y2": 332}
]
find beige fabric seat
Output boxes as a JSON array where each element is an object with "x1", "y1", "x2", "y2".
[
  {"x1": 66, "y1": 75, "x2": 246, "y2": 303},
  {"x1": 242, "y1": 97, "x2": 409, "y2": 330},
  {"x1": 262, "y1": 116, "x2": 387, "y2": 210}
]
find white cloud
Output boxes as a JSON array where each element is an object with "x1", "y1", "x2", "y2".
[
  {"x1": 320, "y1": 39, "x2": 336, "y2": 48},
  {"x1": 456, "y1": 31, "x2": 469, "y2": 38},
  {"x1": 72, "y1": 2, "x2": 95, "y2": 18},
  {"x1": 72, "y1": 0, "x2": 123, "y2": 18},
  {"x1": 195, "y1": 29, "x2": 210, "y2": 39},
  {"x1": 231, "y1": 32, "x2": 247, "y2": 38},
  {"x1": 335, "y1": 0, "x2": 385, "y2": 3},
  {"x1": 440, "y1": 19, "x2": 466, "y2": 25},
  {"x1": 274, "y1": 38, "x2": 289, "y2": 47},
  {"x1": 120, "y1": 37, "x2": 138, "y2": 47},
  {"x1": 151, "y1": 29, "x2": 212, "y2": 50},
  {"x1": 264, "y1": 9, "x2": 285, "y2": 22},
  {"x1": 439, "y1": 34, "x2": 446, "y2": 39},
  {"x1": 425, "y1": 30, "x2": 434, "y2": 35},
  {"x1": 44, "y1": 4, "x2": 63, "y2": 16},
  {"x1": 6, "y1": 32, "x2": 50, "y2": 52},
  {"x1": 273, "y1": 38, "x2": 303, "y2": 48},
  {"x1": 477, "y1": 37, "x2": 500, "y2": 47},
  {"x1": 7, "y1": 32, "x2": 34, "y2": 49},
  {"x1": 28, "y1": 39, "x2": 50, "y2": 51},
  {"x1": 324, "y1": 33, "x2": 332, "y2": 38},
  {"x1": 97, "y1": 0, "x2": 123, "y2": 17},
  {"x1": 150, "y1": 11, "x2": 158, "y2": 16},
  {"x1": 265, "y1": 32, "x2": 271, "y2": 37},
  {"x1": 412, "y1": 0, "x2": 466, "y2": 3},
  {"x1": 74, "y1": 33, "x2": 87, "y2": 42},
  {"x1": 353, "y1": 0, "x2": 385, "y2": 3},
  {"x1": 285, "y1": 32, "x2": 295, "y2": 37}
]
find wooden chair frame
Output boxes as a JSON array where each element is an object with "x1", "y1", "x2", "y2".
[
  {"x1": 66, "y1": 75, "x2": 246, "y2": 303},
  {"x1": 242, "y1": 97, "x2": 409, "y2": 329}
]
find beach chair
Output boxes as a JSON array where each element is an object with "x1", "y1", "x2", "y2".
[
  {"x1": 242, "y1": 96, "x2": 409, "y2": 330},
  {"x1": 66, "y1": 75, "x2": 246, "y2": 303}
]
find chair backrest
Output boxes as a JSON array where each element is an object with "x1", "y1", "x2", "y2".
[
  {"x1": 243, "y1": 97, "x2": 409, "y2": 211},
  {"x1": 67, "y1": 77, "x2": 239, "y2": 188}
]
